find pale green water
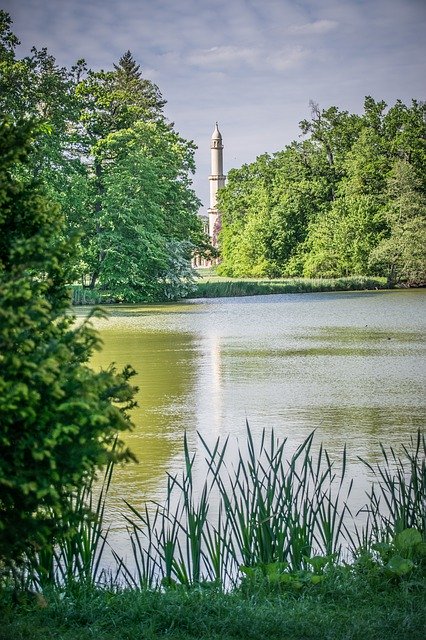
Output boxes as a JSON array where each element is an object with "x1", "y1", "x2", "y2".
[{"x1": 76, "y1": 289, "x2": 426, "y2": 555}]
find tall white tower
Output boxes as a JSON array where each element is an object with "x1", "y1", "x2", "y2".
[{"x1": 208, "y1": 123, "x2": 226, "y2": 245}]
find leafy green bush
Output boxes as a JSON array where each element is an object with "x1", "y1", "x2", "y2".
[{"x1": 0, "y1": 119, "x2": 136, "y2": 568}]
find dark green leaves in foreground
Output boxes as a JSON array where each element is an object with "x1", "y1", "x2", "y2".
[{"x1": 0, "y1": 119, "x2": 136, "y2": 565}]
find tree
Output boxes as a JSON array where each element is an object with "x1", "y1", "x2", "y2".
[
  {"x1": 88, "y1": 120, "x2": 201, "y2": 300},
  {"x1": 1, "y1": 16, "x2": 204, "y2": 302},
  {"x1": 217, "y1": 143, "x2": 331, "y2": 277},
  {"x1": 75, "y1": 51, "x2": 202, "y2": 298},
  {"x1": 370, "y1": 160, "x2": 426, "y2": 286},
  {"x1": 0, "y1": 119, "x2": 136, "y2": 566},
  {"x1": 0, "y1": 11, "x2": 90, "y2": 278},
  {"x1": 217, "y1": 155, "x2": 274, "y2": 276},
  {"x1": 299, "y1": 101, "x2": 362, "y2": 181},
  {"x1": 302, "y1": 194, "x2": 383, "y2": 277},
  {"x1": 218, "y1": 97, "x2": 424, "y2": 284}
]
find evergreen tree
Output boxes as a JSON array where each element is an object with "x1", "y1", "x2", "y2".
[{"x1": 76, "y1": 52, "x2": 202, "y2": 298}]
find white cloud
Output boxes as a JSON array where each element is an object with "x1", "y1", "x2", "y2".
[
  {"x1": 187, "y1": 45, "x2": 259, "y2": 68},
  {"x1": 288, "y1": 19, "x2": 338, "y2": 35},
  {"x1": 266, "y1": 47, "x2": 309, "y2": 71},
  {"x1": 186, "y1": 44, "x2": 308, "y2": 72}
]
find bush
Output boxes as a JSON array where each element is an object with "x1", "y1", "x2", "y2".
[{"x1": 0, "y1": 119, "x2": 136, "y2": 567}]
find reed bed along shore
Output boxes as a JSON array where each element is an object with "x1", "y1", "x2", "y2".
[
  {"x1": 1, "y1": 428, "x2": 424, "y2": 640},
  {"x1": 3, "y1": 428, "x2": 424, "y2": 590},
  {"x1": 189, "y1": 275, "x2": 388, "y2": 299},
  {"x1": 70, "y1": 275, "x2": 389, "y2": 305}
]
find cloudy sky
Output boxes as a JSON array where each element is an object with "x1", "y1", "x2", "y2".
[{"x1": 3, "y1": 0, "x2": 426, "y2": 212}]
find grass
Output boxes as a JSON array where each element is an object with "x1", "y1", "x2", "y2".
[
  {"x1": 1, "y1": 574, "x2": 425, "y2": 640},
  {"x1": 1, "y1": 428, "x2": 424, "y2": 639},
  {"x1": 189, "y1": 274, "x2": 388, "y2": 298},
  {"x1": 70, "y1": 275, "x2": 389, "y2": 305}
]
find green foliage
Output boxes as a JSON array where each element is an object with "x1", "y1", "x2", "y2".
[
  {"x1": 302, "y1": 194, "x2": 383, "y2": 278},
  {"x1": 238, "y1": 554, "x2": 337, "y2": 595},
  {"x1": 353, "y1": 526, "x2": 425, "y2": 589},
  {"x1": 218, "y1": 97, "x2": 426, "y2": 285},
  {"x1": 0, "y1": 119, "x2": 136, "y2": 567},
  {"x1": 124, "y1": 426, "x2": 353, "y2": 591},
  {"x1": 370, "y1": 160, "x2": 426, "y2": 285},
  {"x1": 72, "y1": 51, "x2": 202, "y2": 300},
  {"x1": 84, "y1": 119, "x2": 201, "y2": 301},
  {"x1": 190, "y1": 275, "x2": 387, "y2": 298},
  {"x1": 0, "y1": 15, "x2": 204, "y2": 303}
]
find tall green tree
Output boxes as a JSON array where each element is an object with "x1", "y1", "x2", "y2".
[
  {"x1": 0, "y1": 10, "x2": 89, "y2": 273},
  {"x1": 75, "y1": 50, "x2": 202, "y2": 298},
  {"x1": 0, "y1": 119, "x2": 136, "y2": 566},
  {"x1": 217, "y1": 142, "x2": 332, "y2": 277},
  {"x1": 218, "y1": 96, "x2": 425, "y2": 284},
  {"x1": 302, "y1": 194, "x2": 383, "y2": 277},
  {"x1": 88, "y1": 120, "x2": 201, "y2": 300},
  {"x1": 217, "y1": 155, "x2": 273, "y2": 276},
  {"x1": 370, "y1": 160, "x2": 426, "y2": 285},
  {"x1": 1, "y1": 15, "x2": 205, "y2": 301}
]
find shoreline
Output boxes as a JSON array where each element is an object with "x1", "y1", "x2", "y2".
[{"x1": 71, "y1": 275, "x2": 393, "y2": 305}]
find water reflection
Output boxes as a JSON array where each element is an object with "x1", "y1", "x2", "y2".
[
  {"x1": 194, "y1": 334, "x2": 224, "y2": 437},
  {"x1": 82, "y1": 289, "x2": 426, "y2": 555},
  {"x1": 91, "y1": 328, "x2": 199, "y2": 511}
]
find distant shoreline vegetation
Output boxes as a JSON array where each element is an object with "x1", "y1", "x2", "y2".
[
  {"x1": 188, "y1": 274, "x2": 389, "y2": 299},
  {"x1": 71, "y1": 275, "x2": 393, "y2": 305},
  {"x1": 2, "y1": 7, "x2": 425, "y2": 305}
]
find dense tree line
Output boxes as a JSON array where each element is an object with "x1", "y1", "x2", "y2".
[
  {"x1": 0, "y1": 11, "x2": 204, "y2": 302},
  {"x1": 217, "y1": 98, "x2": 426, "y2": 286}
]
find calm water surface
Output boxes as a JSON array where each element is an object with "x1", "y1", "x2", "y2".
[{"x1": 77, "y1": 289, "x2": 426, "y2": 557}]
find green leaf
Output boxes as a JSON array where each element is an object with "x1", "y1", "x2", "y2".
[
  {"x1": 386, "y1": 555, "x2": 414, "y2": 576},
  {"x1": 394, "y1": 528, "x2": 422, "y2": 553}
]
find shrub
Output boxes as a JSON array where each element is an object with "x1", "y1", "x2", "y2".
[{"x1": 0, "y1": 119, "x2": 136, "y2": 568}]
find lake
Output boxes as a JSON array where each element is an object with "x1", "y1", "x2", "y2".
[{"x1": 78, "y1": 288, "x2": 426, "y2": 560}]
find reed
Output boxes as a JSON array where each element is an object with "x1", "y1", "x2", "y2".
[
  {"x1": 123, "y1": 433, "x2": 224, "y2": 590},
  {"x1": 23, "y1": 459, "x2": 115, "y2": 591},
  {"x1": 355, "y1": 430, "x2": 425, "y2": 547},
  {"x1": 190, "y1": 276, "x2": 387, "y2": 299},
  {"x1": 13, "y1": 427, "x2": 424, "y2": 594},
  {"x1": 125, "y1": 424, "x2": 353, "y2": 590}
]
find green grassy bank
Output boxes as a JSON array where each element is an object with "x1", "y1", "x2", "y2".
[
  {"x1": 1, "y1": 429, "x2": 424, "y2": 640},
  {"x1": 70, "y1": 275, "x2": 389, "y2": 305},
  {"x1": 189, "y1": 274, "x2": 388, "y2": 299},
  {"x1": 1, "y1": 576, "x2": 425, "y2": 640}
]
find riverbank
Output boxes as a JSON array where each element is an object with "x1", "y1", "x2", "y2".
[
  {"x1": 2, "y1": 428, "x2": 424, "y2": 640},
  {"x1": 189, "y1": 273, "x2": 388, "y2": 299},
  {"x1": 1, "y1": 575, "x2": 425, "y2": 640},
  {"x1": 70, "y1": 274, "x2": 389, "y2": 305}
]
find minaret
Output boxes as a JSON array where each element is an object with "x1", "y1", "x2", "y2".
[{"x1": 208, "y1": 123, "x2": 226, "y2": 245}]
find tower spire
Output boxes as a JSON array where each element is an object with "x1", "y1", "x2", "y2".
[{"x1": 208, "y1": 122, "x2": 225, "y2": 246}]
